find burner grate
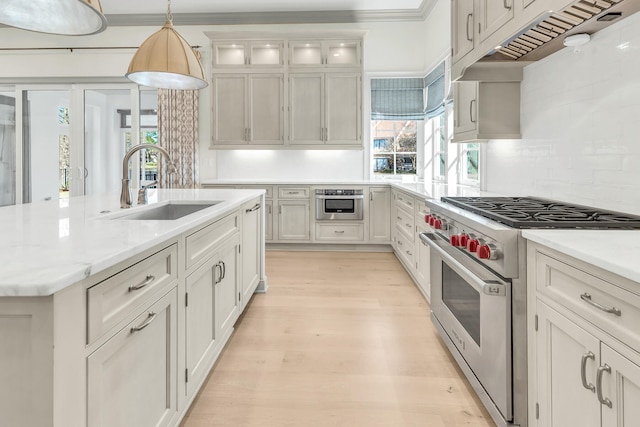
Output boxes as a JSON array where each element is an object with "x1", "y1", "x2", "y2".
[{"x1": 441, "y1": 197, "x2": 640, "y2": 229}]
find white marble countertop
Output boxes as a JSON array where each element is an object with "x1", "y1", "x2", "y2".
[
  {"x1": 200, "y1": 178, "x2": 490, "y2": 200},
  {"x1": 523, "y1": 229, "x2": 640, "y2": 284},
  {"x1": 0, "y1": 189, "x2": 263, "y2": 297}
]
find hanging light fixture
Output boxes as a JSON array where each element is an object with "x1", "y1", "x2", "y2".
[
  {"x1": 125, "y1": 0, "x2": 208, "y2": 90},
  {"x1": 0, "y1": 0, "x2": 107, "y2": 35}
]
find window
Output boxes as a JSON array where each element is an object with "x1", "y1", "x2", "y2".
[
  {"x1": 372, "y1": 120, "x2": 418, "y2": 175},
  {"x1": 459, "y1": 143, "x2": 479, "y2": 184}
]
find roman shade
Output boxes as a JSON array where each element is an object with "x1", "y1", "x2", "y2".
[
  {"x1": 424, "y1": 61, "x2": 446, "y2": 119},
  {"x1": 371, "y1": 78, "x2": 424, "y2": 120}
]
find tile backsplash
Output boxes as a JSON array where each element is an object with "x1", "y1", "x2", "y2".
[{"x1": 484, "y1": 11, "x2": 640, "y2": 215}]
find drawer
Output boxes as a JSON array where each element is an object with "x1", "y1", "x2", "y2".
[
  {"x1": 395, "y1": 206, "x2": 415, "y2": 240},
  {"x1": 87, "y1": 244, "x2": 177, "y2": 344},
  {"x1": 315, "y1": 223, "x2": 364, "y2": 242},
  {"x1": 238, "y1": 185, "x2": 273, "y2": 199},
  {"x1": 186, "y1": 211, "x2": 239, "y2": 270},
  {"x1": 278, "y1": 187, "x2": 310, "y2": 199},
  {"x1": 395, "y1": 191, "x2": 415, "y2": 214},
  {"x1": 535, "y1": 251, "x2": 640, "y2": 351},
  {"x1": 395, "y1": 231, "x2": 415, "y2": 268}
]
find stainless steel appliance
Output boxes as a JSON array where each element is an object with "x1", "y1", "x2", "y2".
[
  {"x1": 420, "y1": 196, "x2": 640, "y2": 427},
  {"x1": 315, "y1": 189, "x2": 364, "y2": 221}
]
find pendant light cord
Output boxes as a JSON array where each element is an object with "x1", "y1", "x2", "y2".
[{"x1": 166, "y1": 0, "x2": 173, "y2": 23}]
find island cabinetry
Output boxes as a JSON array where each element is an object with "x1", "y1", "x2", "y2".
[
  {"x1": 529, "y1": 243, "x2": 640, "y2": 427},
  {"x1": 241, "y1": 197, "x2": 263, "y2": 305},
  {"x1": 211, "y1": 73, "x2": 284, "y2": 146},
  {"x1": 87, "y1": 287, "x2": 178, "y2": 427},
  {"x1": 276, "y1": 186, "x2": 310, "y2": 241},
  {"x1": 414, "y1": 199, "x2": 431, "y2": 300},
  {"x1": 368, "y1": 186, "x2": 391, "y2": 243},
  {"x1": 184, "y1": 214, "x2": 241, "y2": 399}
]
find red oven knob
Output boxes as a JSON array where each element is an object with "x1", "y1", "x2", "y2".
[
  {"x1": 434, "y1": 219, "x2": 443, "y2": 229},
  {"x1": 467, "y1": 239, "x2": 479, "y2": 253},
  {"x1": 478, "y1": 244, "x2": 499, "y2": 260},
  {"x1": 429, "y1": 216, "x2": 437, "y2": 226},
  {"x1": 459, "y1": 233, "x2": 469, "y2": 246},
  {"x1": 450, "y1": 235, "x2": 461, "y2": 246},
  {"x1": 425, "y1": 214, "x2": 432, "y2": 224}
]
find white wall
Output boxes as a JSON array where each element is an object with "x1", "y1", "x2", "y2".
[{"x1": 484, "y1": 11, "x2": 640, "y2": 215}]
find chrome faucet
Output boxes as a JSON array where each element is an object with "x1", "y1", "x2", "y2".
[{"x1": 120, "y1": 144, "x2": 177, "y2": 209}]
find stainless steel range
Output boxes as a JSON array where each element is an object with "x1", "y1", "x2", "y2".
[{"x1": 420, "y1": 197, "x2": 640, "y2": 427}]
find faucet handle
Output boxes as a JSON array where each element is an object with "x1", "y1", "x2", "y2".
[
  {"x1": 142, "y1": 180, "x2": 158, "y2": 189},
  {"x1": 137, "y1": 180, "x2": 158, "y2": 205}
]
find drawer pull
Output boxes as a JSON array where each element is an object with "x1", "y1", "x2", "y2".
[
  {"x1": 580, "y1": 352, "x2": 596, "y2": 393},
  {"x1": 245, "y1": 203, "x2": 261, "y2": 213},
  {"x1": 398, "y1": 241, "x2": 403, "y2": 246},
  {"x1": 407, "y1": 250, "x2": 413, "y2": 256},
  {"x1": 334, "y1": 230, "x2": 345, "y2": 234},
  {"x1": 580, "y1": 293, "x2": 622, "y2": 317},
  {"x1": 596, "y1": 364, "x2": 613, "y2": 408},
  {"x1": 128, "y1": 275, "x2": 155, "y2": 292},
  {"x1": 406, "y1": 223, "x2": 411, "y2": 228},
  {"x1": 130, "y1": 312, "x2": 157, "y2": 333},
  {"x1": 288, "y1": 191, "x2": 300, "y2": 195}
]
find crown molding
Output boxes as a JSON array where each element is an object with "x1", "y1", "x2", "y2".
[{"x1": 105, "y1": 1, "x2": 436, "y2": 26}]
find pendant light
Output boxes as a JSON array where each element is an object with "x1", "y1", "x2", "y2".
[
  {"x1": 0, "y1": 0, "x2": 107, "y2": 35},
  {"x1": 125, "y1": 0, "x2": 208, "y2": 90}
]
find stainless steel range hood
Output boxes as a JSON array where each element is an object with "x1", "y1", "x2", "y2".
[{"x1": 484, "y1": 0, "x2": 640, "y2": 63}]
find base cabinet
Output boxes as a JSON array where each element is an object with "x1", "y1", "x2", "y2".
[
  {"x1": 87, "y1": 288, "x2": 178, "y2": 427},
  {"x1": 215, "y1": 235, "x2": 241, "y2": 336},
  {"x1": 530, "y1": 243, "x2": 640, "y2": 427},
  {"x1": 241, "y1": 198, "x2": 262, "y2": 305},
  {"x1": 368, "y1": 187, "x2": 391, "y2": 243},
  {"x1": 277, "y1": 200, "x2": 310, "y2": 241}
]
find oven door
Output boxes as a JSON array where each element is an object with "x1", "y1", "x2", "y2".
[{"x1": 420, "y1": 232, "x2": 512, "y2": 422}]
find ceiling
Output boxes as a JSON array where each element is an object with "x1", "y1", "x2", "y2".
[{"x1": 102, "y1": 0, "x2": 426, "y2": 14}]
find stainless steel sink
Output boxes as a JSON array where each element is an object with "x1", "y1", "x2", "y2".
[{"x1": 109, "y1": 201, "x2": 220, "y2": 220}]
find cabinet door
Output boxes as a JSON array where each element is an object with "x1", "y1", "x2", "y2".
[
  {"x1": 535, "y1": 301, "x2": 601, "y2": 427},
  {"x1": 452, "y1": 0, "x2": 476, "y2": 62},
  {"x1": 216, "y1": 235, "x2": 241, "y2": 336},
  {"x1": 185, "y1": 257, "x2": 218, "y2": 397},
  {"x1": 88, "y1": 288, "x2": 177, "y2": 427},
  {"x1": 416, "y1": 225, "x2": 431, "y2": 299},
  {"x1": 241, "y1": 199, "x2": 262, "y2": 305},
  {"x1": 326, "y1": 41, "x2": 361, "y2": 66},
  {"x1": 289, "y1": 73, "x2": 323, "y2": 145},
  {"x1": 248, "y1": 74, "x2": 284, "y2": 144},
  {"x1": 212, "y1": 75, "x2": 247, "y2": 144},
  {"x1": 601, "y1": 344, "x2": 640, "y2": 427},
  {"x1": 368, "y1": 187, "x2": 390, "y2": 243},
  {"x1": 325, "y1": 73, "x2": 361, "y2": 146},
  {"x1": 278, "y1": 200, "x2": 310, "y2": 240},
  {"x1": 478, "y1": 0, "x2": 515, "y2": 43},
  {"x1": 265, "y1": 200, "x2": 273, "y2": 241},
  {"x1": 453, "y1": 81, "x2": 478, "y2": 135}
]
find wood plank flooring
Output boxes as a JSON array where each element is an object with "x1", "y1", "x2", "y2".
[{"x1": 181, "y1": 251, "x2": 496, "y2": 427}]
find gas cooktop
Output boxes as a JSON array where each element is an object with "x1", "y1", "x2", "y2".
[{"x1": 441, "y1": 196, "x2": 640, "y2": 229}]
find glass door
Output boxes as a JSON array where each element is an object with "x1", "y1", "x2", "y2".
[{"x1": 0, "y1": 90, "x2": 16, "y2": 207}]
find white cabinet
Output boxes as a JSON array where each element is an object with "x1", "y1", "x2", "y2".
[
  {"x1": 265, "y1": 200, "x2": 273, "y2": 241},
  {"x1": 289, "y1": 72, "x2": 361, "y2": 146},
  {"x1": 368, "y1": 187, "x2": 391, "y2": 243},
  {"x1": 529, "y1": 243, "x2": 640, "y2": 427},
  {"x1": 87, "y1": 288, "x2": 178, "y2": 427},
  {"x1": 452, "y1": 0, "x2": 477, "y2": 64},
  {"x1": 289, "y1": 40, "x2": 361, "y2": 67},
  {"x1": 452, "y1": 80, "x2": 521, "y2": 143},
  {"x1": 212, "y1": 40, "x2": 283, "y2": 68},
  {"x1": 414, "y1": 199, "x2": 431, "y2": 300},
  {"x1": 277, "y1": 199, "x2": 310, "y2": 241},
  {"x1": 478, "y1": 0, "x2": 515, "y2": 43},
  {"x1": 215, "y1": 234, "x2": 241, "y2": 337},
  {"x1": 241, "y1": 198, "x2": 262, "y2": 305},
  {"x1": 212, "y1": 74, "x2": 284, "y2": 146}
]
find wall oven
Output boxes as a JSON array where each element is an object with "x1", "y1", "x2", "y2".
[{"x1": 315, "y1": 189, "x2": 364, "y2": 221}]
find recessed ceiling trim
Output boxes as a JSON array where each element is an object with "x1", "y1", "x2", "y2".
[{"x1": 105, "y1": 0, "x2": 436, "y2": 26}]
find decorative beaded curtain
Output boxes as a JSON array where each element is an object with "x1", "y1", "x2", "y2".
[{"x1": 157, "y1": 88, "x2": 199, "y2": 188}]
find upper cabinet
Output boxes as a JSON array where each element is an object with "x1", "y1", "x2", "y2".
[
  {"x1": 451, "y1": 0, "x2": 476, "y2": 64},
  {"x1": 208, "y1": 33, "x2": 364, "y2": 150},
  {"x1": 478, "y1": 0, "x2": 515, "y2": 43},
  {"x1": 289, "y1": 40, "x2": 362, "y2": 68},
  {"x1": 213, "y1": 41, "x2": 284, "y2": 68}
]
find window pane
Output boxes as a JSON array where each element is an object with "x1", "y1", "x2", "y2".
[
  {"x1": 373, "y1": 154, "x2": 393, "y2": 174},
  {"x1": 396, "y1": 154, "x2": 416, "y2": 174},
  {"x1": 0, "y1": 92, "x2": 16, "y2": 206},
  {"x1": 372, "y1": 120, "x2": 417, "y2": 175}
]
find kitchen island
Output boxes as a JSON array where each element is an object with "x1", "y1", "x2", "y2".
[{"x1": 0, "y1": 188, "x2": 266, "y2": 427}]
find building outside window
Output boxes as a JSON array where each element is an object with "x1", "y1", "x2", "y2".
[{"x1": 372, "y1": 120, "x2": 418, "y2": 175}]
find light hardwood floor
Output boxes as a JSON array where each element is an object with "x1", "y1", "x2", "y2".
[{"x1": 181, "y1": 251, "x2": 496, "y2": 427}]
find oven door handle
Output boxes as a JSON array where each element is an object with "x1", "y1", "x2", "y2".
[{"x1": 420, "y1": 232, "x2": 507, "y2": 297}]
